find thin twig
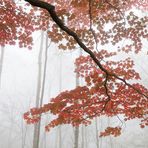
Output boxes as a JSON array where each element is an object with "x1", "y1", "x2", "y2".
[{"x1": 88, "y1": 0, "x2": 99, "y2": 52}]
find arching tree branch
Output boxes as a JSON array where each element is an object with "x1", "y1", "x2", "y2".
[{"x1": 25, "y1": 0, "x2": 148, "y2": 99}]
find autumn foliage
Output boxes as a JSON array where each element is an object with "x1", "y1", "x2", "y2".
[{"x1": 1, "y1": 0, "x2": 148, "y2": 137}]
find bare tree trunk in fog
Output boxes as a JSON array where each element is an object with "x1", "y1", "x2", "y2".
[
  {"x1": 99, "y1": 118, "x2": 102, "y2": 148},
  {"x1": 33, "y1": 31, "x2": 50, "y2": 148},
  {"x1": 81, "y1": 125, "x2": 85, "y2": 148},
  {"x1": 95, "y1": 118, "x2": 99, "y2": 148},
  {"x1": 74, "y1": 126, "x2": 79, "y2": 148},
  {"x1": 73, "y1": 56, "x2": 80, "y2": 148},
  {"x1": 107, "y1": 118, "x2": 113, "y2": 148},
  {"x1": 85, "y1": 126, "x2": 88, "y2": 148},
  {"x1": 33, "y1": 31, "x2": 44, "y2": 148},
  {"x1": 58, "y1": 126, "x2": 62, "y2": 148},
  {"x1": 58, "y1": 54, "x2": 62, "y2": 148},
  {"x1": 56, "y1": 53, "x2": 62, "y2": 148},
  {"x1": 75, "y1": 50, "x2": 87, "y2": 148},
  {"x1": 39, "y1": 33, "x2": 50, "y2": 148},
  {"x1": 0, "y1": 46, "x2": 4, "y2": 88},
  {"x1": 81, "y1": 125, "x2": 88, "y2": 148}
]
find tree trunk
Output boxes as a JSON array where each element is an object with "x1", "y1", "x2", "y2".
[
  {"x1": 99, "y1": 118, "x2": 103, "y2": 148},
  {"x1": 0, "y1": 46, "x2": 4, "y2": 88},
  {"x1": 108, "y1": 118, "x2": 113, "y2": 148},
  {"x1": 81, "y1": 125, "x2": 85, "y2": 148},
  {"x1": 73, "y1": 49, "x2": 82, "y2": 148},
  {"x1": 33, "y1": 31, "x2": 44, "y2": 148},
  {"x1": 95, "y1": 118, "x2": 99, "y2": 148},
  {"x1": 59, "y1": 53, "x2": 62, "y2": 148},
  {"x1": 74, "y1": 73, "x2": 80, "y2": 148},
  {"x1": 74, "y1": 127, "x2": 79, "y2": 148},
  {"x1": 39, "y1": 33, "x2": 50, "y2": 148},
  {"x1": 55, "y1": 53, "x2": 62, "y2": 148}
]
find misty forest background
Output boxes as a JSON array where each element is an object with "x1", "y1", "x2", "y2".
[
  {"x1": 0, "y1": 2, "x2": 148, "y2": 147},
  {"x1": 0, "y1": 30, "x2": 147, "y2": 148}
]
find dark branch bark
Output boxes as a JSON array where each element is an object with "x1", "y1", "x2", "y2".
[
  {"x1": 25, "y1": 0, "x2": 108, "y2": 73},
  {"x1": 25, "y1": 0, "x2": 148, "y2": 99}
]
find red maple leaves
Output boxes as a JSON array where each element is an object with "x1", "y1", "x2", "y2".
[
  {"x1": 23, "y1": 54, "x2": 148, "y2": 134},
  {"x1": 22, "y1": 0, "x2": 148, "y2": 137},
  {"x1": 100, "y1": 126, "x2": 122, "y2": 137},
  {"x1": 1, "y1": 0, "x2": 147, "y2": 137}
]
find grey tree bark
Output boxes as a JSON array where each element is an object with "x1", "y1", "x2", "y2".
[
  {"x1": 58, "y1": 53, "x2": 62, "y2": 148},
  {"x1": 33, "y1": 31, "x2": 44, "y2": 148},
  {"x1": 81, "y1": 125, "x2": 85, "y2": 148},
  {"x1": 0, "y1": 46, "x2": 4, "y2": 88},
  {"x1": 95, "y1": 118, "x2": 99, "y2": 148},
  {"x1": 73, "y1": 71, "x2": 80, "y2": 148},
  {"x1": 108, "y1": 118, "x2": 113, "y2": 148},
  {"x1": 74, "y1": 49, "x2": 83, "y2": 148},
  {"x1": 74, "y1": 126, "x2": 79, "y2": 148},
  {"x1": 39, "y1": 32, "x2": 50, "y2": 148}
]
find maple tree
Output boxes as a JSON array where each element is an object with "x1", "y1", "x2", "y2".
[{"x1": 1, "y1": 0, "x2": 148, "y2": 137}]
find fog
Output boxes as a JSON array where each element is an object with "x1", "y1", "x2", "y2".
[{"x1": 0, "y1": 31, "x2": 147, "y2": 148}]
